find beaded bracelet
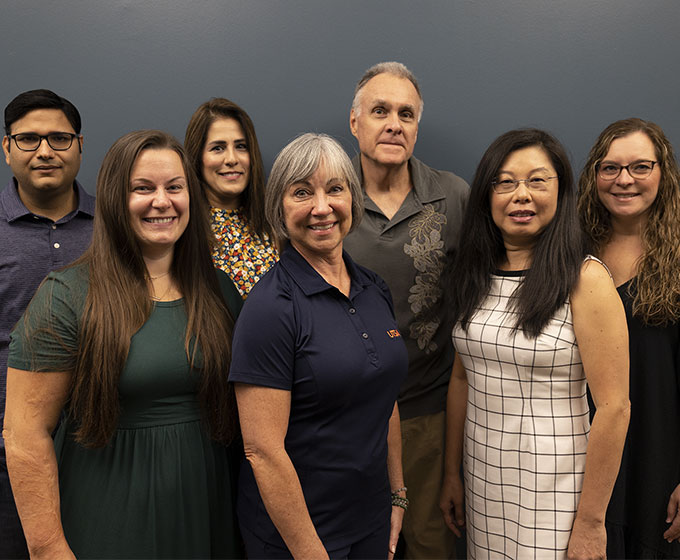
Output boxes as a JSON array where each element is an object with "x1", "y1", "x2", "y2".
[
  {"x1": 391, "y1": 495, "x2": 409, "y2": 510},
  {"x1": 391, "y1": 486, "x2": 407, "y2": 495}
]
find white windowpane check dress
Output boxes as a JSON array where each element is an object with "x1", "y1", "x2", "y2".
[{"x1": 452, "y1": 270, "x2": 589, "y2": 559}]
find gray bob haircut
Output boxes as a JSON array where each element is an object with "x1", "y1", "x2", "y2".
[
  {"x1": 265, "y1": 133, "x2": 363, "y2": 241},
  {"x1": 351, "y1": 61, "x2": 424, "y2": 121}
]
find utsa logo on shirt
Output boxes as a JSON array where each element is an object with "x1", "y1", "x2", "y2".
[{"x1": 386, "y1": 329, "x2": 401, "y2": 338}]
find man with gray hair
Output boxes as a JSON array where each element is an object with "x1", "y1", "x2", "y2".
[{"x1": 344, "y1": 62, "x2": 468, "y2": 559}]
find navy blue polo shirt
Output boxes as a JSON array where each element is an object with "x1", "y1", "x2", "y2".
[
  {"x1": 229, "y1": 244, "x2": 408, "y2": 550},
  {"x1": 0, "y1": 178, "x2": 95, "y2": 450}
]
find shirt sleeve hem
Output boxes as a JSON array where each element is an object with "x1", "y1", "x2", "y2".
[{"x1": 229, "y1": 372, "x2": 292, "y2": 391}]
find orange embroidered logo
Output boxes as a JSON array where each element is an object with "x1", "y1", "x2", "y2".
[{"x1": 387, "y1": 329, "x2": 401, "y2": 338}]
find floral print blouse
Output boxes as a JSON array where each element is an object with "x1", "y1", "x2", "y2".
[{"x1": 210, "y1": 207, "x2": 279, "y2": 299}]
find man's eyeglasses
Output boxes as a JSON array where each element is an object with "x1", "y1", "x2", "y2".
[
  {"x1": 8, "y1": 133, "x2": 79, "y2": 152},
  {"x1": 491, "y1": 175, "x2": 558, "y2": 194},
  {"x1": 596, "y1": 160, "x2": 657, "y2": 181}
]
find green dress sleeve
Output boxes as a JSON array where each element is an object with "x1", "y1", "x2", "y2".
[
  {"x1": 8, "y1": 265, "x2": 88, "y2": 372},
  {"x1": 215, "y1": 268, "x2": 243, "y2": 319}
]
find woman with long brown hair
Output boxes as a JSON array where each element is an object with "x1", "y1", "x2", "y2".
[
  {"x1": 3, "y1": 130, "x2": 242, "y2": 559},
  {"x1": 578, "y1": 118, "x2": 680, "y2": 558},
  {"x1": 185, "y1": 98, "x2": 278, "y2": 298}
]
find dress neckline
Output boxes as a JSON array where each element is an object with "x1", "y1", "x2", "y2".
[{"x1": 492, "y1": 269, "x2": 527, "y2": 278}]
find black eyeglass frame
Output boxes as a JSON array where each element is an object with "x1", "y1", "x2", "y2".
[
  {"x1": 8, "y1": 133, "x2": 80, "y2": 152},
  {"x1": 596, "y1": 160, "x2": 658, "y2": 181}
]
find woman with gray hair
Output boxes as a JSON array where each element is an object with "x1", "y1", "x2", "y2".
[{"x1": 229, "y1": 133, "x2": 408, "y2": 559}]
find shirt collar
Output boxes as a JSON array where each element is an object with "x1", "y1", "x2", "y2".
[
  {"x1": 2, "y1": 178, "x2": 95, "y2": 223},
  {"x1": 352, "y1": 154, "x2": 447, "y2": 205},
  {"x1": 211, "y1": 206, "x2": 243, "y2": 218},
  {"x1": 280, "y1": 243, "x2": 369, "y2": 298}
]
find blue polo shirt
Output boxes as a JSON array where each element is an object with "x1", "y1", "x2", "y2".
[
  {"x1": 229, "y1": 244, "x2": 408, "y2": 550},
  {"x1": 0, "y1": 178, "x2": 95, "y2": 450}
]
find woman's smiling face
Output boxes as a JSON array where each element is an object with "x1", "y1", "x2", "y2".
[
  {"x1": 128, "y1": 148, "x2": 189, "y2": 257},
  {"x1": 490, "y1": 145, "x2": 559, "y2": 250},
  {"x1": 596, "y1": 131, "x2": 660, "y2": 227},
  {"x1": 201, "y1": 117, "x2": 251, "y2": 209}
]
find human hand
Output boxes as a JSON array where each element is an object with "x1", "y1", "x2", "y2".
[
  {"x1": 664, "y1": 483, "x2": 680, "y2": 542},
  {"x1": 439, "y1": 473, "x2": 465, "y2": 537},
  {"x1": 567, "y1": 516, "x2": 606, "y2": 560},
  {"x1": 388, "y1": 504, "x2": 405, "y2": 560},
  {"x1": 31, "y1": 539, "x2": 76, "y2": 560}
]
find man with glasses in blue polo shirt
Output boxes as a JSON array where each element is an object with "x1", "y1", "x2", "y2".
[{"x1": 0, "y1": 89, "x2": 95, "y2": 559}]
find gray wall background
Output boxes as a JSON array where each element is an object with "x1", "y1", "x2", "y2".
[{"x1": 2, "y1": 0, "x2": 679, "y2": 192}]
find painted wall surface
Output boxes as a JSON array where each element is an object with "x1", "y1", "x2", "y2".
[{"x1": 2, "y1": 0, "x2": 679, "y2": 191}]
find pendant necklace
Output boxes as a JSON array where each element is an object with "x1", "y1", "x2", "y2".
[
  {"x1": 150, "y1": 273, "x2": 173, "y2": 301},
  {"x1": 151, "y1": 283, "x2": 172, "y2": 302}
]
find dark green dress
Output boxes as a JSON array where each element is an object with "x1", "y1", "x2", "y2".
[{"x1": 8, "y1": 265, "x2": 242, "y2": 559}]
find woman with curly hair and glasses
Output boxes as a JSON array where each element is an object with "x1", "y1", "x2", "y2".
[{"x1": 578, "y1": 118, "x2": 680, "y2": 558}]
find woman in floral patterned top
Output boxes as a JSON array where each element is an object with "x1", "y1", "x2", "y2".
[{"x1": 185, "y1": 98, "x2": 278, "y2": 298}]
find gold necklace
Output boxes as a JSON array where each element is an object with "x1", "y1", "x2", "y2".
[
  {"x1": 149, "y1": 270, "x2": 171, "y2": 281},
  {"x1": 150, "y1": 276, "x2": 174, "y2": 301}
]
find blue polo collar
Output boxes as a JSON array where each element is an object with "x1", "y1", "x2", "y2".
[
  {"x1": 1, "y1": 178, "x2": 95, "y2": 223},
  {"x1": 280, "y1": 244, "x2": 369, "y2": 298}
]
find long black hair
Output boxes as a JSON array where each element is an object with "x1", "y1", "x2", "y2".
[{"x1": 448, "y1": 128, "x2": 587, "y2": 338}]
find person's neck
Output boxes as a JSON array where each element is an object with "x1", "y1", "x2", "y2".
[
  {"x1": 17, "y1": 181, "x2": 77, "y2": 222},
  {"x1": 609, "y1": 213, "x2": 646, "y2": 240},
  {"x1": 293, "y1": 243, "x2": 350, "y2": 296},
  {"x1": 360, "y1": 156, "x2": 411, "y2": 193},
  {"x1": 599, "y1": 216, "x2": 646, "y2": 286},
  {"x1": 499, "y1": 245, "x2": 534, "y2": 271},
  {"x1": 142, "y1": 249, "x2": 175, "y2": 278},
  {"x1": 359, "y1": 156, "x2": 412, "y2": 220},
  {"x1": 208, "y1": 192, "x2": 241, "y2": 211}
]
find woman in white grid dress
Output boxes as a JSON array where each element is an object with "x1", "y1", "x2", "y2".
[
  {"x1": 440, "y1": 129, "x2": 629, "y2": 559},
  {"x1": 453, "y1": 272, "x2": 588, "y2": 557}
]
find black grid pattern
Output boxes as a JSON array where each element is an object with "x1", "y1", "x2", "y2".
[{"x1": 452, "y1": 274, "x2": 589, "y2": 559}]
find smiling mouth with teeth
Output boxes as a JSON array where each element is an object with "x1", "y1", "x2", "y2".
[
  {"x1": 144, "y1": 217, "x2": 175, "y2": 223},
  {"x1": 309, "y1": 223, "x2": 334, "y2": 230}
]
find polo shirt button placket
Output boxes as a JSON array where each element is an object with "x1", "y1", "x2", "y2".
[
  {"x1": 361, "y1": 332, "x2": 369, "y2": 339},
  {"x1": 349, "y1": 307, "x2": 356, "y2": 315}
]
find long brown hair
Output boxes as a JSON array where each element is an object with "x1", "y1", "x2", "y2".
[
  {"x1": 70, "y1": 130, "x2": 236, "y2": 447},
  {"x1": 578, "y1": 118, "x2": 680, "y2": 325},
  {"x1": 184, "y1": 97, "x2": 271, "y2": 239}
]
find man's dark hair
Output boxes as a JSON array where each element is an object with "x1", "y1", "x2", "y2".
[{"x1": 4, "y1": 89, "x2": 81, "y2": 135}]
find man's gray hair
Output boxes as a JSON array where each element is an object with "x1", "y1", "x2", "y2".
[
  {"x1": 351, "y1": 61, "x2": 424, "y2": 121},
  {"x1": 265, "y1": 133, "x2": 363, "y2": 241}
]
